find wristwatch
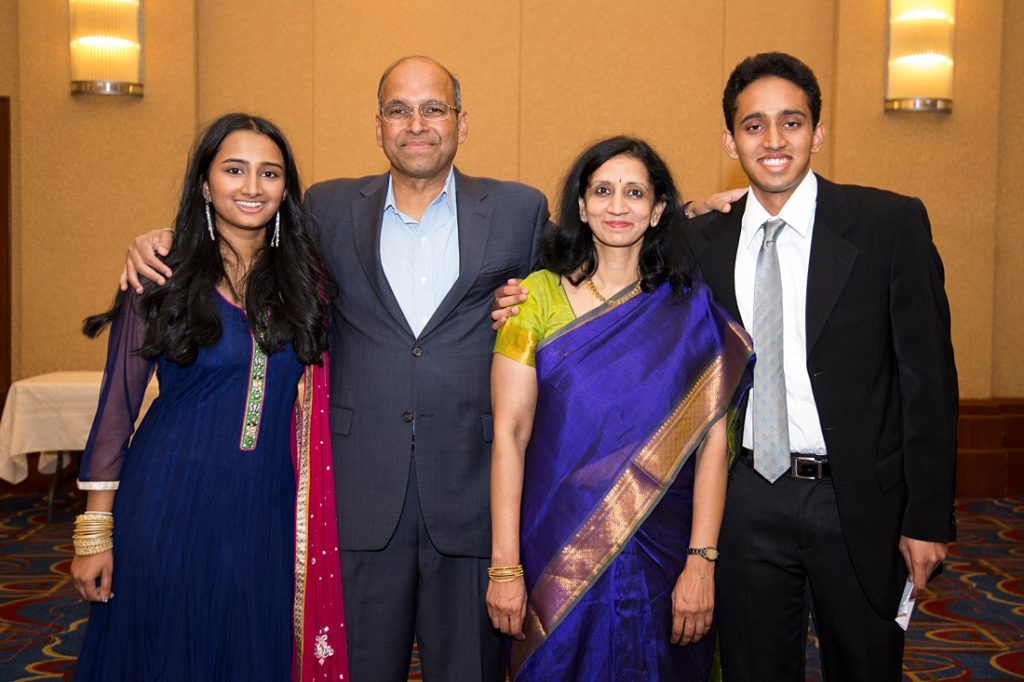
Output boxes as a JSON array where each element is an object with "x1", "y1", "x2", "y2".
[{"x1": 687, "y1": 546, "x2": 719, "y2": 562}]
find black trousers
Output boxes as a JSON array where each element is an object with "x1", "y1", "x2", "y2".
[
  {"x1": 716, "y1": 458, "x2": 905, "y2": 682},
  {"x1": 340, "y1": 459, "x2": 504, "y2": 682}
]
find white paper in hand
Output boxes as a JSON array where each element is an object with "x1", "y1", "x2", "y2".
[{"x1": 895, "y1": 579, "x2": 916, "y2": 630}]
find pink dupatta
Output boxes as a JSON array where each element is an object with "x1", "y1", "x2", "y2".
[{"x1": 292, "y1": 353, "x2": 349, "y2": 680}]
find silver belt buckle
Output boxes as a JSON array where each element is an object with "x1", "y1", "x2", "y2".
[{"x1": 790, "y1": 455, "x2": 821, "y2": 480}]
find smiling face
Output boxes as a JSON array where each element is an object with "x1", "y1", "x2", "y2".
[
  {"x1": 202, "y1": 130, "x2": 286, "y2": 240},
  {"x1": 722, "y1": 76, "x2": 825, "y2": 215},
  {"x1": 578, "y1": 154, "x2": 666, "y2": 255},
  {"x1": 375, "y1": 57, "x2": 468, "y2": 184}
]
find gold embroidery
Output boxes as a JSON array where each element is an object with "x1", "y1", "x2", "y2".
[
  {"x1": 293, "y1": 366, "x2": 313, "y2": 672},
  {"x1": 239, "y1": 338, "x2": 268, "y2": 451}
]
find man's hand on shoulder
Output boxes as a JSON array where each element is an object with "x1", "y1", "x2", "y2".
[
  {"x1": 120, "y1": 228, "x2": 176, "y2": 293},
  {"x1": 684, "y1": 188, "x2": 747, "y2": 219},
  {"x1": 491, "y1": 279, "x2": 528, "y2": 331}
]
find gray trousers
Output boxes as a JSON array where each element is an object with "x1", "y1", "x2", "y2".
[{"x1": 340, "y1": 459, "x2": 504, "y2": 682}]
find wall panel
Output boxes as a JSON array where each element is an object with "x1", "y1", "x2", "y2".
[
  {"x1": 993, "y1": 0, "x2": 1024, "y2": 396},
  {"x1": 832, "y1": 0, "x2": 1005, "y2": 398},
  {"x1": 519, "y1": 1, "x2": 725, "y2": 210},
  {"x1": 197, "y1": 1, "x2": 315, "y2": 181},
  {"x1": 309, "y1": 1, "x2": 522, "y2": 184},
  {"x1": 718, "y1": 0, "x2": 836, "y2": 190},
  {"x1": 6, "y1": 0, "x2": 1019, "y2": 402},
  {"x1": 15, "y1": 0, "x2": 197, "y2": 377}
]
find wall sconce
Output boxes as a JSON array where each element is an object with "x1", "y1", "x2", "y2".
[
  {"x1": 69, "y1": 0, "x2": 144, "y2": 96},
  {"x1": 885, "y1": 0, "x2": 955, "y2": 112}
]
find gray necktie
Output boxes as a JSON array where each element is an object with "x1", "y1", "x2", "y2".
[{"x1": 752, "y1": 217, "x2": 790, "y2": 482}]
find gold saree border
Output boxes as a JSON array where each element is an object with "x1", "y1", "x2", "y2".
[
  {"x1": 511, "y1": 321, "x2": 752, "y2": 675},
  {"x1": 292, "y1": 366, "x2": 313, "y2": 675}
]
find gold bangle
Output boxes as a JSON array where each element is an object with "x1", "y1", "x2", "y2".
[
  {"x1": 73, "y1": 512, "x2": 113, "y2": 556},
  {"x1": 487, "y1": 565, "x2": 524, "y2": 582},
  {"x1": 74, "y1": 537, "x2": 113, "y2": 556},
  {"x1": 160, "y1": 227, "x2": 176, "y2": 234}
]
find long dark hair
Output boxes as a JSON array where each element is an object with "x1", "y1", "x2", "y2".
[
  {"x1": 544, "y1": 135, "x2": 693, "y2": 291},
  {"x1": 84, "y1": 113, "x2": 331, "y2": 366}
]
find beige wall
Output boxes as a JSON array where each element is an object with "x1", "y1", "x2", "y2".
[
  {"x1": 832, "y1": 0, "x2": 1006, "y2": 398},
  {"x1": 994, "y1": 0, "x2": 1024, "y2": 396},
  {"x1": 2, "y1": 2, "x2": 20, "y2": 379},
  {"x1": 6, "y1": 0, "x2": 1021, "y2": 398},
  {"x1": 8, "y1": 0, "x2": 197, "y2": 376}
]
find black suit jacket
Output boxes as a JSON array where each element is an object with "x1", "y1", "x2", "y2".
[
  {"x1": 689, "y1": 174, "x2": 958, "y2": 617},
  {"x1": 305, "y1": 169, "x2": 547, "y2": 557}
]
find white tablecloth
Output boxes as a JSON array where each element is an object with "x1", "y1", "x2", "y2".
[{"x1": 0, "y1": 371, "x2": 158, "y2": 484}]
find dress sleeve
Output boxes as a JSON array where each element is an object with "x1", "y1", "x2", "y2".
[
  {"x1": 77, "y1": 290, "x2": 156, "y2": 490},
  {"x1": 493, "y1": 270, "x2": 552, "y2": 368}
]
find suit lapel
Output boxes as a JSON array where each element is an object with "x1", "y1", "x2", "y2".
[
  {"x1": 419, "y1": 169, "x2": 492, "y2": 339},
  {"x1": 698, "y1": 196, "x2": 745, "y2": 325},
  {"x1": 352, "y1": 173, "x2": 414, "y2": 337},
  {"x1": 805, "y1": 175, "x2": 857, "y2": 353}
]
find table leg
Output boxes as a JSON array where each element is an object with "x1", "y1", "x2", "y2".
[{"x1": 46, "y1": 451, "x2": 66, "y2": 522}]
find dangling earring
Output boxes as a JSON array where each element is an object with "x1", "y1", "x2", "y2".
[
  {"x1": 205, "y1": 201, "x2": 216, "y2": 241},
  {"x1": 271, "y1": 211, "x2": 281, "y2": 248}
]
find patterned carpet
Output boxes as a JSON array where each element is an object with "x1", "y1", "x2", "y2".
[{"x1": 1, "y1": 491, "x2": 1021, "y2": 681}]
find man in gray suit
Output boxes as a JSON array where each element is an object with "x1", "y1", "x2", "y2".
[
  {"x1": 306, "y1": 56, "x2": 546, "y2": 680},
  {"x1": 124, "y1": 56, "x2": 548, "y2": 681}
]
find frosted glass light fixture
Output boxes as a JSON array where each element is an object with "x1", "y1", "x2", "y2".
[
  {"x1": 69, "y1": 0, "x2": 144, "y2": 96},
  {"x1": 885, "y1": 0, "x2": 955, "y2": 112}
]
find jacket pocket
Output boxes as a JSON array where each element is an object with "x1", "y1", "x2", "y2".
[
  {"x1": 330, "y1": 406, "x2": 354, "y2": 435},
  {"x1": 481, "y1": 414, "x2": 494, "y2": 443},
  {"x1": 874, "y1": 446, "x2": 904, "y2": 491}
]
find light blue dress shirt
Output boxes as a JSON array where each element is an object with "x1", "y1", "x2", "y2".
[{"x1": 380, "y1": 167, "x2": 460, "y2": 337}]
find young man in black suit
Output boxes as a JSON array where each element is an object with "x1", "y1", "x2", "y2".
[{"x1": 690, "y1": 52, "x2": 958, "y2": 682}]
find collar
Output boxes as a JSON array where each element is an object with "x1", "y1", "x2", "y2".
[
  {"x1": 740, "y1": 171, "x2": 818, "y2": 248},
  {"x1": 384, "y1": 166, "x2": 458, "y2": 217}
]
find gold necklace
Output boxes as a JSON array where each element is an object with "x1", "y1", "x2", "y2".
[{"x1": 586, "y1": 278, "x2": 642, "y2": 307}]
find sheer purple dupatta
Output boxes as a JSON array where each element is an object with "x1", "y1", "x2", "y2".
[{"x1": 292, "y1": 353, "x2": 349, "y2": 680}]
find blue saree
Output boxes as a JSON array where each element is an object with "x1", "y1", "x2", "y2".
[{"x1": 511, "y1": 278, "x2": 753, "y2": 681}]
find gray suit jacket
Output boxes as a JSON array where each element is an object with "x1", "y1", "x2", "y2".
[{"x1": 305, "y1": 169, "x2": 548, "y2": 557}]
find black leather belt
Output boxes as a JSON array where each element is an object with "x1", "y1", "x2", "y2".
[{"x1": 740, "y1": 448, "x2": 831, "y2": 480}]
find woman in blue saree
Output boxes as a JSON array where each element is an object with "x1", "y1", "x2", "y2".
[{"x1": 488, "y1": 136, "x2": 753, "y2": 680}]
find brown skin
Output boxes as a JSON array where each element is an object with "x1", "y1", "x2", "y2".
[
  {"x1": 70, "y1": 490, "x2": 115, "y2": 602},
  {"x1": 487, "y1": 156, "x2": 727, "y2": 646},
  {"x1": 489, "y1": 187, "x2": 747, "y2": 330},
  {"x1": 121, "y1": 56, "x2": 468, "y2": 291}
]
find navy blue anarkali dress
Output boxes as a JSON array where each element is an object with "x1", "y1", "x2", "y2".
[{"x1": 73, "y1": 290, "x2": 302, "y2": 681}]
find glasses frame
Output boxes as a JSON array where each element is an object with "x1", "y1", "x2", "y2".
[{"x1": 378, "y1": 101, "x2": 461, "y2": 124}]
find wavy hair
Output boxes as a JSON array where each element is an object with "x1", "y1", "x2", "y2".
[
  {"x1": 84, "y1": 113, "x2": 331, "y2": 366},
  {"x1": 544, "y1": 135, "x2": 693, "y2": 292}
]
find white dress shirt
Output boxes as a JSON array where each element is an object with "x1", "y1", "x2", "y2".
[
  {"x1": 380, "y1": 167, "x2": 460, "y2": 337},
  {"x1": 736, "y1": 172, "x2": 827, "y2": 455}
]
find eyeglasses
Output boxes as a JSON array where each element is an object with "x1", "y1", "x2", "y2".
[{"x1": 379, "y1": 101, "x2": 460, "y2": 123}]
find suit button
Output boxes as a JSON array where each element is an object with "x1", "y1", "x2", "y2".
[
  {"x1": 412, "y1": 347, "x2": 424, "y2": 357},
  {"x1": 402, "y1": 411, "x2": 413, "y2": 422}
]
